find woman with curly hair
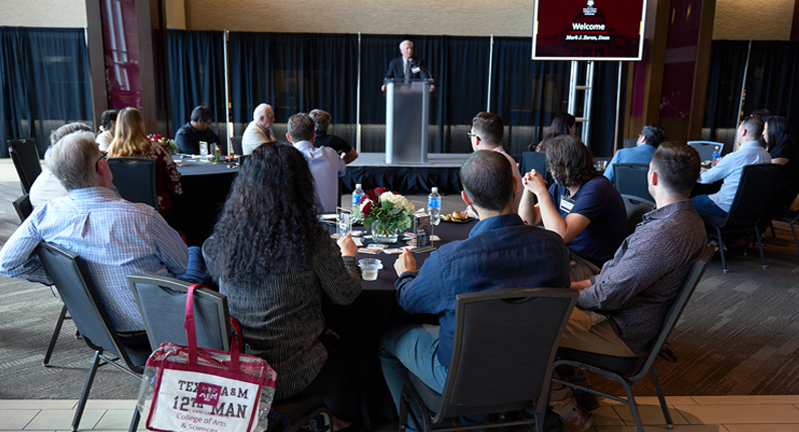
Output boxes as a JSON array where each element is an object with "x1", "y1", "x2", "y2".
[
  {"x1": 519, "y1": 135, "x2": 627, "y2": 280},
  {"x1": 107, "y1": 107, "x2": 182, "y2": 213},
  {"x1": 206, "y1": 143, "x2": 360, "y2": 429}
]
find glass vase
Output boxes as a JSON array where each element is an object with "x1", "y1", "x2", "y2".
[{"x1": 371, "y1": 219, "x2": 400, "y2": 244}]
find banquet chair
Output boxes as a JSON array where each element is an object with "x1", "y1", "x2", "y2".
[
  {"x1": 13, "y1": 194, "x2": 76, "y2": 366},
  {"x1": 553, "y1": 244, "x2": 715, "y2": 432},
  {"x1": 232, "y1": 136, "x2": 243, "y2": 155},
  {"x1": 35, "y1": 242, "x2": 148, "y2": 432},
  {"x1": 107, "y1": 158, "x2": 159, "y2": 210},
  {"x1": 688, "y1": 141, "x2": 723, "y2": 162},
  {"x1": 613, "y1": 163, "x2": 653, "y2": 202},
  {"x1": 400, "y1": 288, "x2": 578, "y2": 432},
  {"x1": 697, "y1": 163, "x2": 782, "y2": 272},
  {"x1": 8, "y1": 137, "x2": 42, "y2": 194},
  {"x1": 621, "y1": 194, "x2": 656, "y2": 235},
  {"x1": 769, "y1": 208, "x2": 799, "y2": 254},
  {"x1": 127, "y1": 275, "x2": 231, "y2": 352}
]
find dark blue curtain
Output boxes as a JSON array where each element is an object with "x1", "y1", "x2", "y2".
[
  {"x1": 744, "y1": 41, "x2": 799, "y2": 135},
  {"x1": 702, "y1": 41, "x2": 750, "y2": 151},
  {"x1": 588, "y1": 61, "x2": 622, "y2": 157},
  {"x1": 0, "y1": 27, "x2": 92, "y2": 157},
  {"x1": 228, "y1": 32, "x2": 359, "y2": 144},
  {"x1": 167, "y1": 30, "x2": 226, "y2": 139},
  {"x1": 491, "y1": 37, "x2": 570, "y2": 157}
]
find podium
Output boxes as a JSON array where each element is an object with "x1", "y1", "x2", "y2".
[{"x1": 385, "y1": 78, "x2": 432, "y2": 164}]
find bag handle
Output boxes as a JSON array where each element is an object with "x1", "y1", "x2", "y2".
[{"x1": 185, "y1": 284, "x2": 241, "y2": 370}]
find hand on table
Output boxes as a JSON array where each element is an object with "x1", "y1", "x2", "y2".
[
  {"x1": 522, "y1": 169, "x2": 548, "y2": 196},
  {"x1": 394, "y1": 248, "x2": 417, "y2": 277},
  {"x1": 337, "y1": 233, "x2": 358, "y2": 257}
]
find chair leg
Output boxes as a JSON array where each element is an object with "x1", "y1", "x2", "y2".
[
  {"x1": 755, "y1": 225, "x2": 767, "y2": 269},
  {"x1": 714, "y1": 226, "x2": 727, "y2": 273},
  {"x1": 770, "y1": 222, "x2": 776, "y2": 239},
  {"x1": 650, "y1": 368, "x2": 673, "y2": 430},
  {"x1": 789, "y1": 222, "x2": 799, "y2": 255},
  {"x1": 620, "y1": 380, "x2": 645, "y2": 432},
  {"x1": 72, "y1": 351, "x2": 103, "y2": 432},
  {"x1": 128, "y1": 406, "x2": 140, "y2": 432},
  {"x1": 43, "y1": 304, "x2": 69, "y2": 367}
]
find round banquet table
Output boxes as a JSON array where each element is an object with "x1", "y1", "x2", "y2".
[{"x1": 323, "y1": 218, "x2": 477, "y2": 430}]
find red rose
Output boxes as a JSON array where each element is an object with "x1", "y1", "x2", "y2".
[
  {"x1": 375, "y1": 187, "x2": 389, "y2": 196},
  {"x1": 153, "y1": 134, "x2": 162, "y2": 140},
  {"x1": 361, "y1": 200, "x2": 373, "y2": 216}
]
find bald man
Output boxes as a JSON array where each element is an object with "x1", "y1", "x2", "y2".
[{"x1": 242, "y1": 103, "x2": 278, "y2": 155}]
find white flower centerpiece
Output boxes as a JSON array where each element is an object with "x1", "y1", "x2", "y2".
[{"x1": 352, "y1": 187, "x2": 415, "y2": 243}]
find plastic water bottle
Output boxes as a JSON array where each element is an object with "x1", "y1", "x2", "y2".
[
  {"x1": 428, "y1": 187, "x2": 441, "y2": 225},
  {"x1": 352, "y1": 184, "x2": 365, "y2": 207},
  {"x1": 712, "y1": 146, "x2": 721, "y2": 161}
]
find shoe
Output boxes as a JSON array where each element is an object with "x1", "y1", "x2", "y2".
[
  {"x1": 573, "y1": 389, "x2": 600, "y2": 411},
  {"x1": 560, "y1": 407, "x2": 593, "y2": 432}
]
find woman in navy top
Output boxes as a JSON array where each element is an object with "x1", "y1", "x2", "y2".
[
  {"x1": 519, "y1": 135, "x2": 628, "y2": 280},
  {"x1": 764, "y1": 116, "x2": 799, "y2": 215}
]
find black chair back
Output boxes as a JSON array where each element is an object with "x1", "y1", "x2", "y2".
[
  {"x1": 623, "y1": 138, "x2": 638, "y2": 149},
  {"x1": 724, "y1": 163, "x2": 783, "y2": 226},
  {"x1": 688, "y1": 141, "x2": 723, "y2": 161},
  {"x1": 436, "y1": 288, "x2": 578, "y2": 420},
  {"x1": 107, "y1": 157, "x2": 159, "y2": 210},
  {"x1": 12, "y1": 194, "x2": 33, "y2": 222},
  {"x1": 621, "y1": 194, "x2": 655, "y2": 235},
  {"x1": 128, "y1": 275, "x2": 231, "y2": 352},
  {"x1": 35, "y1": 242, "x2": 149, "y2": 370},
  {"x1": 613, "y1": 163, "x2": 653, "y2": 202},
  {"x1": 630, "y1": 244, "x2": 714, "y2": 381},
  {"x1": 8, "y1": 137, "x2": 42, "y2": 194},
  {"x1": 231, "y1": 136, "x2": 243, "y2": 155}
]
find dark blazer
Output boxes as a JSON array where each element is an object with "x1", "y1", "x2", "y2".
[{"x1": 384, "y1": 56, "x2": 432, "y2": 80}]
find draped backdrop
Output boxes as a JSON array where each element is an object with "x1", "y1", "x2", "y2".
[
  {"x1": 3, "y1": 27, "x2": 798, "y2": 160},
  {"x1": 0, "y1": 27, "x2": 92, "y2": 157}
]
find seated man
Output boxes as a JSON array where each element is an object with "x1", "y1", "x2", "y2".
[
  {"x1": 242, "y1": 103, "x2": 278, "y2": 155},
  {"x1": 309, "y1": 109, "x2": 358, "y2": 164},
  {"x1": 29, "y1": 123, "x2": 120, "y2": 207},
  {"x1": 286, "y1": 113, "x2": 345, "y2": 214},
  {"x1": 0, "y1": 131, "x2": 205, "y2": 344},
  {"x1": 468, "y1": 112, "x2": 523, "y2": 212},
  {"x1": 379, "y1": 150, "x2": 571, "y2": 431},
  {"x1": 549, "y1": 142, "x2": 707, "y2": 432},
  {"x1": 604, "y1": 125, "x2": 667, "y2": 185},
  {"x1": 175, "y1": 105, "x2": 222, "y2": 155},
  {"x1": 694, "y1": 116, "x2": 771, "y2": 217}
]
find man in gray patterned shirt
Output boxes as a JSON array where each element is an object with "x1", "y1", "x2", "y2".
[{"x1": 548, "y1": 142, "x2": 707, "y2": 431}]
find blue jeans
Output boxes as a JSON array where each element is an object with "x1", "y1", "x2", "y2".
[
  {"x1": 693, "y1": 194, "x2": 728, "y2": 217},
  {"x1": 177, "y1": 246, "x2": 206, "y2": 285},
  {"x1": 379, "y1": 324, "x2": 483, "y2": 432}
]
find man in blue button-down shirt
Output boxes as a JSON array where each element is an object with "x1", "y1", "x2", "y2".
[
  {"x1": 604, "y1": 125, "x2": 666, "y2": 185},
  {"x1": 694, "y1": 117, "x2": 770, "y2": 216},
  {"x1": 0, "y1": 131, "x2": 205, "y2": 336},
  {"x1": 378, "y1": 150, "x2": 571, "y2": 431}
]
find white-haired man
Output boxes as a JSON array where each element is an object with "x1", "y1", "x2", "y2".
[
  {"x1": 242, "y1": 103, "x2": 278, "y2": 155},
  {"x1": 0, "y1": 131, "x2": 205, "y2": 346},
  {"x1": 382, "y1": 40, "x2": 434, "y2": 92}
]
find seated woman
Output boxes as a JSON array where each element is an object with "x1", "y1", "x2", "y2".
[
  {"x1": 107, "y1": 107, "x2": 182, "y2": 213},
  {"x1": 764, "y1": 116, "x2": 799, "y2": 215},
  {"x1": 96, "y1": 109, "x2": 118, "y2": 151},
  {"x1": 532, "y1": 112, "x2": 576, "y2": 153},
  {"x1": 519, "y1": 135, "x2": 628, "y2": 281},
  {"x1": 206, "y1": 143, "x2": 361, "y2": 429}
]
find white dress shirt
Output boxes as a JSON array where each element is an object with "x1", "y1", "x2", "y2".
[{"x1": 293, "y1": 140, "x2": 346, "y2": 213}]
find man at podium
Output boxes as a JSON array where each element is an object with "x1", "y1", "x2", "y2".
[{"x1": 382, "y1": 40, "x2": 434, "y2": 92}]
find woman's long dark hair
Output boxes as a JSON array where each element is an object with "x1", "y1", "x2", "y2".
[
  {"x1": 535, "y1": 112, "x2": 576, "y2": 153},
  {"x1": 209, "y1": 143, "x2": 325, "y2": 284},
  {"x1": 765, "y1": 116, "x2": 795, "y2": 153}
]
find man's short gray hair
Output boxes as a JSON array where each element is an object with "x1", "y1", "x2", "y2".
[
  {"x1": 45, "y1": 131, "x2": 101, "y2": 191},
  {"x1": 49, "y1": 122, "x2": 92, "y2": 146},
  {"x1": 400, "y1": 40, "x2": 413, "y2": 50},
  {"x1": 309, "y1": 109, "x2": 331, "y2": 132}
]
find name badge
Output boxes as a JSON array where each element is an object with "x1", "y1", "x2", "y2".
[
  {"x1": 411, "y1": 66, "x2": 421, "y2": 74},
  {"x1": 559, "y1": 195, "x2": 575, "y2": 213}
]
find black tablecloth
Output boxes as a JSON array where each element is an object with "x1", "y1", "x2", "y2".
[{"x1": 174, "y1": 157, "x2": 240, "y2": 176}]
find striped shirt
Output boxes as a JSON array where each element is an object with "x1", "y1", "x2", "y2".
[{"x1": 0, "y1": 186, "x2": 188, "y2": 332}]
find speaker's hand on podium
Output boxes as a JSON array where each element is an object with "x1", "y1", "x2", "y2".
[
  {"x1": 430, "y1": 84, "x2": 435, "y2": 92},
  {"x1": 381, "y1": 85, "x2": 387, "y2": 92}
]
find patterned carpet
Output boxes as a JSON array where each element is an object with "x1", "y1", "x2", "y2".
[{"x1": 2, "y1": 180, "x2": 799, "y2": 401}]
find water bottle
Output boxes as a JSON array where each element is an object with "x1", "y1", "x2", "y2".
[
  {"x1": 711, "y1": 146, "x2": 721, "y2": 161},
  {"x1": 352, "y1": 184, "x2": 365, "y2": 207},
  {"x1": 213, "y1": 144, "x2": 221, "y2": 162},
  {"x1": 428, "y1": 187, "x2": 441, "y2": 225}
]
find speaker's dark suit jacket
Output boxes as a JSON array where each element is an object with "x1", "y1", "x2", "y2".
[{"x1": 384, "y1": 57, "x2": 432, "y2": 80}]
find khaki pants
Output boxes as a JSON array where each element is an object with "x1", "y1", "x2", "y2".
[
  {"x1": 549, "y1": 308, "x2": 637, "y2": 416},
  {"x1": 569, "y1": 251, "x2": 601, "y2": 282}
]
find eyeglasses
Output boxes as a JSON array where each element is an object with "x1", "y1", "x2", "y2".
[
  {"x1": 96, "y1": 151, "x2": 108, "y2": 167},
  {"x1": 467, "y1": 132, "x2": 480, "y2": 141}
]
